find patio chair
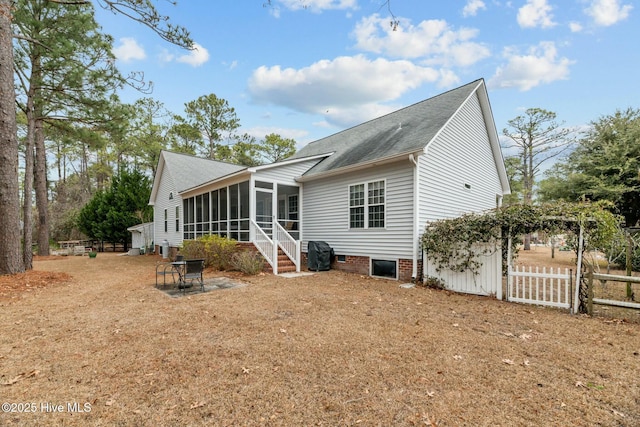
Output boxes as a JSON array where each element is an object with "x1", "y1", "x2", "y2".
[
  {"x1": 179, "y1": 259, "x2": 205, "y2": 293},
  {"x1": 155, "y1": 261, "x2": 176, "y2": 288}
]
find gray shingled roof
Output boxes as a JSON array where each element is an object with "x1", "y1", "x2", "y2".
[
  {"x1": 290, "y1": 79, "x2": 482, "y2": 177},
  {"x1": 161, "y1": 150, "x2": 246, "y2": 193}
]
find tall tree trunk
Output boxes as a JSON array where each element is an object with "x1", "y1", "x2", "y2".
[
  {"x1": 24, "y1": 47, "x2": 42, "y2": 263},
  {"x1": 82, "y1": 142, "x2": 90, "y2": 194},
  {"x1": 35, "y1": 116, "x2": 49, "y2": 255},
  {"x1": 0, "y1": 0, "x2": 25, "y2": 274},
  {"x1": 56, "y1": 140, "x2": 62, "y2": 184},
  {"x1": 523, "y1": 146, "x2": 534, "y2": 250},
  {"x1": 22, "y1": 112, "x2": 35, "y2": 270}
]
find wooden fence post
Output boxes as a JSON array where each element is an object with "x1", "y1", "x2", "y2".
[
  {"x1": 572, "y1": 224, "x2": 585, "y2": 314},
  {"x1": 586, "y1": 265, "x2": 594, "y2": 316},
  {"x1": 626, "y1": 232, "x2": 634, "y2": 300}
]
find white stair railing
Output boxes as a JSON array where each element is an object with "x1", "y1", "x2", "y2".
[
  {"x1": 250, "y1": 219, "x2": 277, "y2": 274},
  {"x1": 275, "y1": 221, "x2": 300, "y2": 272}
]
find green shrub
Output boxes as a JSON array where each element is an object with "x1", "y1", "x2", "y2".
[
  {"x1": 204, "y1": 235, "x2": 237, "y2": 270},
  {"x1": 180, "y1": 239, "x2": 206, "y2": 261},
  {"x1": 181, "y1": 235, "x2": 238, "y2": 270},
  {"x1": 231, "y1": 250, "x2": 265, "y2": 275},
  {"x1": 622, "y1": 245, "x2": 640, "y2": 272}
]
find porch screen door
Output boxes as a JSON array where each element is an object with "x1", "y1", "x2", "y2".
[{"x1": 255, "y1": 189, "x2": 273, "y2": 237}]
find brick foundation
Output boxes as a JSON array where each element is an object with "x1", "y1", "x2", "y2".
[
  {"x1": 154, "y1": 245, "x2": 179, "y2": 260},
  {"x1": 175, "y1": 239, "x2": 423, "y2": 281},
  {"x1": 302, "y1": 252, "x2": 420, "y2": 282}
]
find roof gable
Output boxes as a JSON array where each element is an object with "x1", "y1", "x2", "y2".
[
  {"x1": 290, "y1": 79, "x2": 483, "y2": 177},
  {"x1": 149, "y1": 151, "x2": 246, "y2": 204},
  {"x1": 162, "y1": 151, "x2": 246, "y2": 193}
]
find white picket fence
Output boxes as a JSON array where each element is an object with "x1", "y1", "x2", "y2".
[{"x1": 508, "y1": 265, "x2": 573, "y2": 309}]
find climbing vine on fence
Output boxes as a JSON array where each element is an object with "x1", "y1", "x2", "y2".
[{"x1": 421, "y1": 201, "x2": 621, "y2": 275}]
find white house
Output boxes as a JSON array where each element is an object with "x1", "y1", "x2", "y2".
[{"x1": 149, "y1": 79, "x2": 510, "y2": 282}]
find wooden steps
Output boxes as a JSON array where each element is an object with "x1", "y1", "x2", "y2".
[
  {"x1": 277, "y1": 250, "x2": 297, "y2": 273},
  {"x1": 265, "y1": 248, "x2": 297, "y2": 274}
]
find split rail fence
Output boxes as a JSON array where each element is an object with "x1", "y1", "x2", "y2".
[{"x1": 584, "y1": 270, "x2": 640, "y2": 314}]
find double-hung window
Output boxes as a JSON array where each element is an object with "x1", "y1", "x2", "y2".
[
  {"x1": 349, "y1": 180, "x2": 385, "y2": 229},
  {"x1": 164, "y1": 209, "x2": 168, "y2": 233},
  {"x1": 367, "y1": 180, "x2": 385, "y2": 228}
]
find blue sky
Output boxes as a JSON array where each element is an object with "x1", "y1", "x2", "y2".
[{"x1": 95, "y1": 0, "x2": 637, "y2": 151}]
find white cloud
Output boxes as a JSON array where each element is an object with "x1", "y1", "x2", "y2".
[
  {"x1": 248, "y1": 55, "x2": 441, "y2": 126},
  {"x1": 176, "y1": 43, "x2": 210, "y2": 67},
  {"x1": 438, "y1": 69, "x2": 461, "y2": 88},
  {"x1": 585, "y1": 0, "x2": 632, "y2": 26},
  {"x1": 352, "y1": 14, "x2": 490, "y2": 67},
  {"x1": 569, "y1": 21, "x2": 583, "y2": 32},
  {"x1": 243, "y1": 126, "x2": 309, "y2": 143},
  {"x1": 158, "y1": 49, "x2": 174, "y2": 63},
  {"x1": 112, "y1": 37, "x2": 146, "y2": 62},
  {"x1": 275, "y1": 0, "x2": 357, "y2": 12},
  {"x1": 312, "y1": 120, "x2": 332, "y2": 128},
  {"x1": 224, "y1": 60, "x2": 239, "y2": 70},
  {"x1": 463, "y1": 0, "x2": 486, "y2": 17},
  {"x1": 489, "y1": 41, "x2": 574, "y2": 91},
  {"x1": 517, "y1": 0, "x2": 556, "y2": 29}
]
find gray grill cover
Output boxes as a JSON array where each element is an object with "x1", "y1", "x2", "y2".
[{"x1": 307, "y1": 241, "x2": 334, "y2": 271}]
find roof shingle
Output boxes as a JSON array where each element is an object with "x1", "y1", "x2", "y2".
[
  {"x1": 161, "y1": 151, "x2": 246, "y2": 193},
  {"x1": 290, "y1": 79, "x2": 482, "y2": 177}
]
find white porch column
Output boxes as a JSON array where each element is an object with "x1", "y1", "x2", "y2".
[{"x1": 249, "y1": 178, "x2": 256, "y2": 242}]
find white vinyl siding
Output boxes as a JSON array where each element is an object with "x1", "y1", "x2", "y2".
[
  {"x1": 129, "y1": 223, "x2": 153, "y2": 249},
  {"x1": 418, "y1": 91, "x2": 503, "y2": 235},
  {"x1": 254, "y1": 158, "x2": 323, "y2": 185},
  {"x1": 302, "y1": 160, "x2": 413, "y2": 259},
  {"x1": 153, "y1": 165, "x2": 184, "y2": 248}
]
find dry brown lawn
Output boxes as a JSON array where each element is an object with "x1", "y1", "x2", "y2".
[{"x1": 0, "y1": 249, "x2": 639, "y2": 426}]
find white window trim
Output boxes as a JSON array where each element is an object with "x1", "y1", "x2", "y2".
[{"x1": 348, "y1": 179, "x2": 386, "y2": 230}]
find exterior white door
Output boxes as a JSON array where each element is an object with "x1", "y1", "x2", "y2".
[{"x1": 255, "y1": 189, "x2": 273, "y2": 237}]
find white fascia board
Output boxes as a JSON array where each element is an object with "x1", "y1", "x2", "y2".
[
  {"x1": 179, "y1": 169, "x2": 251, "y2": 198},
  {"x1": 127, "y1": 222, "x2": 153, "y2": 232},
  {"x1": 295, "y1": 150, "x2": 423, "y2": 183},
  {"x1": 246, "y1": 152, "x2": 332, "y2": 173},
  {"x1": 476, "y1": 83, "x2": 511, "y2": 195},
  {"x1": 149, "y1": 153, "x2": 167, "y2": 206}
]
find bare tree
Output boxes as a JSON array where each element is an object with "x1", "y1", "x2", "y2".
[{"x1": 502, "y1": 108, "x2": 574, "y2": 250}]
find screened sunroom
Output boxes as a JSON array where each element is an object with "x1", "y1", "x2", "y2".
[{"x1": 181, "y1": 179, "x2": 300, "y2": 242}]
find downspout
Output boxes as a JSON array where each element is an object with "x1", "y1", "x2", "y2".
[{"x1": 410, "y1": 153, "x2": 419, "y2": 281}]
